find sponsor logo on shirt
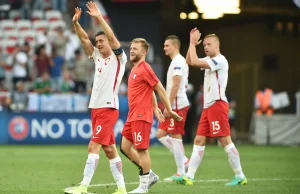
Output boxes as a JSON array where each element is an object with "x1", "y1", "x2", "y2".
[
  {"x1": 174, "y1": 66, "x2": 181, "y2": 70},
  {"x1": 106, "y1": 102, "x2": 111, "y2": 104},
  {"x1": 138, "y1": 114, "x2": 142, "y2": 117},
  {"x1": 212, "y1": 59, "x2": 218, "y2": 65}
]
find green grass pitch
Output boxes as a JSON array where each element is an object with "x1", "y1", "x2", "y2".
[{"x1": 0, "y1": 145, "x2": 299, "y2": 194}]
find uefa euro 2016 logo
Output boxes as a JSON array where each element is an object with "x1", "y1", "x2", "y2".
[{"x1": 9, "y1": 116, "x2": 29, "y2": 141}]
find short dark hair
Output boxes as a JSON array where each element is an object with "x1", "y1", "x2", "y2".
[
  {"x1": 165, "y1": 35, "x2": 181, "y2": 49},
  {"x1": 95, "y1": 31, "x2": 106, "y2": 37}
]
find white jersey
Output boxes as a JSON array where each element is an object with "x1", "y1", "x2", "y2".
[
  {"x1": 89, "y1": 47, "x2": 127, "y2": 109},
  {"x1": 200, "y1": 54, "x2": 228, "y2": 108},
  {"x1": 166, "y1": 54, "x2": 190, "y2": 110}
]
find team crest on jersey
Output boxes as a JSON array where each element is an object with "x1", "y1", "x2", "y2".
[
  {"x1": 133, "y1": 74, "x2": 137, "y2": 79},
  {"x1": 174, "y1": 66, "x2": 181, "y2": 70},
  {"x1": 98, "y1": 68, "x2": 102, "y2": 73},
  {"x1": 104, "y1": 57, "x2": 110, "y2": 65}
]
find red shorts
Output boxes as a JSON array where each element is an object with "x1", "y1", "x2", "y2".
[
  {"x1": 121, "y1": 120, "x2": 152, "y2": 149},
  {"x1": 158, "y1": 106, "x2": 189, "y2": 135},
  {"x1": 90, "y1": 108, "x2": 119, "y2": 145},
  {"x1": 197, "y1": 101, "x2": 230, "y2": 138}
]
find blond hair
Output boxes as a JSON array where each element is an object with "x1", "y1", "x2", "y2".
[
  {"x1": 131, "y1": 38, "x2": 150, "y2": 53},
  {"x1": 204, "y1": 34, "x2": 220, "y2": 44}
]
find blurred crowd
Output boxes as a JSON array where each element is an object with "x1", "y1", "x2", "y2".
[{"x1": 0, "y1": 0, "x2": 129, "y2": 111}]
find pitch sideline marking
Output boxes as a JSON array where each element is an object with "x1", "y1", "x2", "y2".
[{"x1": 64, "y1": 177, "x2": 300, "y2": 191}]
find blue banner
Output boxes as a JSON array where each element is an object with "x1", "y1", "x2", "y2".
[{"x1": 3, "y1": 111, "x2": 160, "y2": 145}]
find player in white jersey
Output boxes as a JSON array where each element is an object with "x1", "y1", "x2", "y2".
[
  {"x1": 155, "y1": 35, "x2": 191, "y2": 181},
  {"x1": 173, "y1": 28, "x2": 247, "y2": 186},
  {"x1": 64, "y1": 2, "x2": 127, "y2": 194}
]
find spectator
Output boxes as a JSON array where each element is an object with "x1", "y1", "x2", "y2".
[
  {"x1": 34, "y1": 71, "x2": 52, "y2": 94},
  {"x1": 59, "y1": 70, "x2": 74, "y2": 93},
  {"x1": 50, "y1": 48, "x2": 64, "y2": 92},
  {"x1": 0, "y1": 83, "x2": 11, "y2": 111},
  {"x1": 65, "y1": 26, "x2": 81, "y2": 67},
  {"x1": 20, "y1": 0, "x2": 33, "y2": 19},
  {"x1": 35, "y1": 45, "x2": 53, "y2": 77},
  {"x1": 22, "y1": 42, "x2": 34, "y2": 80},
  {"x1": 52, "y1": 0, "x2": 67, "y2": 13},
  {"x1": 0, "y1": 58, "x2": 5, "y2": 85},
  {"x1": 10, "y1": 81, "x2": 28, "y2": 111},
  {"x1": 255, "y1": 87, "x2": 274, "y2": 116},
  {"x1": 73, "y1": 49, "x2": 91, "y2": 93},
  {"x1": 6, "y1": 44, "x2": 28, "y2": 86},
  {"x1": 53, "y1": 26, "x2": 68, "y2": 59}
]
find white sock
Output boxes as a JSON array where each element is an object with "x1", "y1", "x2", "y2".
[
  {"x1": 81, "y1": 154, "x2": 99, "y2": 186},
  {"x1": 171, "y1": 138, "x2": 186, "y2": 175},
  {"x1": 186, "y1": 145, "x2": 205, "y2": 179},
  {"x1": 224, "y1": 143, "x2": 245, "y2": 179},
  {"x1": 158, "y1": 136, "x2": 174, "y2": 154},
  {"x1": 139, "y1": 174, "x2": 149, "y2": 190},
  {"x1": 109, "y1": 156, "x2": 126, "y2": 189},
  {"x1": 159, "y1": 136, "x2": 189, "y2": 163}
]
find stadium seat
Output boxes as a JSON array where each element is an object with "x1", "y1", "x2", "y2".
[
  {"x1": 0, "y1": 31, "x2": 3, "y2": 40},
  {"x1": 33, "y1": 20, "x2": 49, "y2": 32},
  {"x1": 3, "y1": 30, "x2": 19, "y2": 41},
  {"x1": 2, "y1": 39, "x2": 17, "y2": 55},
  {"x1": 31, "y1": 10, "x2": 44, "y2": 21},
  {"x1": 19, "y1": 30, "x2": 36, "y2": 43},
  {"x1": 45, "y1": 10, "x2": 62, "y2": 21},
  {"x1": 0, "y1": 20, "x2": 15, "y2": 31},
  {"x1": 9, "y1": 10, "x2": 21, "y2": 21},
  {"x1": 16, "y1": 20, "x2": 32, "y2": 31},
  {"x1": 49, "y1": 20, "x2": 66, "y2": 31}
]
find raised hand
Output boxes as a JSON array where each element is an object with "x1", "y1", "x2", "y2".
[
  {"x1": 190, "y1": 28, "x2": 202, "y2": 46},
  {"x1": 170, "y1": 111, "x2": 183, "y2": 122},
  {"x1": 73, "y1": 7, "x2": 82, "y2": 23},
  {"x1": 86, "y1": 1, "x2": 102, "y2": 18},
  {"x1": 154, "y1": 108, "x2": 165, "y2": 123}
]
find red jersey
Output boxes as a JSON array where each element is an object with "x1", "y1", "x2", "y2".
[{"x1": 127, "y1": 61, "x2": 159, "y2": 123}]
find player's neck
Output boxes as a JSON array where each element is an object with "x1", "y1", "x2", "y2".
[
  {"x1": 170, "y1": 51, "x2": 179, "y2": 60},
  {"x1": 210, "y1": 51, "x2": 220, "y2": 58},
  {"x1": 132, "y1": 58, "x2": 145, "y2": 67},
  {"x1": 101, "y1": 51, "x2": 112, "y2": 59}
]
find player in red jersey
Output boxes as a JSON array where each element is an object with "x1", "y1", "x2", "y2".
[
  {"x1": 120, "y1": 38, "x2": 182, "y2": 193},
  {"x1": 64, "y1": 2, "x2": 127, "y2": 194}
]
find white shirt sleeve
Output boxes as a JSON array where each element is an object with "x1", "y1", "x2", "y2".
[
  {"x1": 205, "y1": 55, "x2": 226, "y2": 72},
  {"x1": 90, "y1": 47, "x2": 101, "y2": 60},
  {"x1": 117, "y1": 51, "x2": 127, "y2": 65},
  {"x1": 172, "y1": 60, "x2": 184, "y2": 77}
]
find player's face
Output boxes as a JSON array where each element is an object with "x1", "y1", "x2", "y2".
[
  {"x1": 164, "y1": 39, "x2": 176, "y2": 56},
  {"x1": 203, "y1": 37, "x2": 219, "y2": 57},
  {"x1": 95, "y1": 35, "x2": 110, "y2": 54},
  {"x1": 130, "y1": 42, "x2": 145, "y2": 62}
]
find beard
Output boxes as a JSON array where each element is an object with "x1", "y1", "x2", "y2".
[{"x1": 130, "y1": 54, "x2": 142, "y2": 63}]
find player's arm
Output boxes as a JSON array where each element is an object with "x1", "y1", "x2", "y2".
[
  {"x1": 189, "y1": 44, "x2": 210, "y2": 69},
  {"x1": 152, "y1": 92, "x2": 165, "y2": 122},
  {"x1": 169, "y1": 75, "x2": 181, "y2": 105},
  {"x1": 73, "y1": 7, "x2": 94, "y2": 56},
  {"x1": 189, "y1": 28, "x2": 210, "y2": 69},
  {"x1": 186, "y1": 48, "x2": 191, "y2": 65},
  {"x1": 154, "y1": 82, "x2": 182, "y2": 121},
  {"x1": 86, "y1": 1, "x2": 123, "y2": 56}
]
